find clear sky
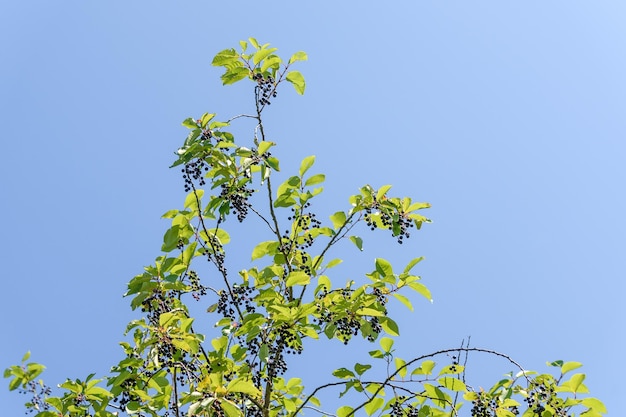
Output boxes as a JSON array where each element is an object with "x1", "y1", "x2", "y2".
[{"x1": 1, "y1": 1, "x2": 624, "y2": 415}]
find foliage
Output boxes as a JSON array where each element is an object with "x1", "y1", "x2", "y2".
[{"x1": 5, "y1": 38, "x2": 606, "y2": 417}]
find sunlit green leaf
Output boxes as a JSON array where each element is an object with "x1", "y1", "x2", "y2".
[
  {"x1": 376, "y1": 185, "x2": 392, "y2": 200},
  {"x1": 252, "y1": 241, "x2": 279, "y2": 260},
  {"x1": 220, "y1": 400, "x2": 242, "y2": 417},
  {"x1": 222, "y1": 67, "x2": 249, "y2": 85},
  {"x1": 227, "y1": 378, "x2": 261, "y2": 397},
  {"x1": 561, "y1": 361, "x2": 583, "y2": 374},
  {"x1": 379, "y1": 317, "x2": 399, "y2": 336},
  {"x1": 305, "y1": 173, "x2": 325, "y2": 186},
  {"x1": 364, "y1": 397, "x2": 384, "y2": 416},
  {"x1": 286, "y1": 271, "x2": 310, "y2": 287},
  {"x1": 380, "y1": 337, "x2": 394, "y2": 353},
  {"x1": 299, "y1": 155, "x2": 315, "y2": 177},
  {"x1": 212, "y1": 48, "x2": 239, "y2": 66},
  {"x1": 438, "y1": 377, "x2": 467, "y2": 392},
  {"x1": 252, "y1": 48, "x2": 278, "y2": 66},
  {"x1": 326, "y1": 258, "x2": 342, "y2": 269},
  {"x1": 581, "y1": 397, "x2": 607, "y2": 413},
  {"x1": 337, "y1": 405, "x2": 354, "y2": 417},
  {"x1": 408, "y1": 281, "x2": 433, "y2": 303},
  {"x1": 393, "y1": 293, "x2": 413, "y2": 311},
  {"x1": 395, "y1": 357, "x2": 407, "y2": 378},
  {"x1": 184, "y1": 189, "x2": 204, "y2": 210},
  {"x1": 403, "y1": 257, "x2": 424, "y2": 274},
  {"x1": 289, "y1": 51, "x2": 308, "y2": 64},
  {"x1": 375, "y1": 258, "x2": 394, "y2": 277},
  {"x1": 286, "y1": 70, "x2": 306, "y2": 94},
  {"x1": 257, "y1": 141, "x2": 274, "y2": 155},
  {"x1": 350, "y1": 236, "x2": 363, "y2": 251},
  {"x1": 330, "y1": 211, "x2": 347, "y2": 230},
  {"x1": 248, "y1": 37, "x2": 260, "y2": 49}
]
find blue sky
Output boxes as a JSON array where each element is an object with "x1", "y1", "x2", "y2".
[{"x1": 1, "y1": 1, "x2": 624, "y2": 415}]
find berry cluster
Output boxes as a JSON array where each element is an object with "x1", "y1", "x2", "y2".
[
  {"x1": 112, "y1": 377, "x2": 142, "y2": 411},
  {"x1": 364, "y1": 201, "x2": 414, "y2": 244},
  {"x1": 287, "y1": 204, "x2": 322, "y2": 250},
  {"x1": 470, "y1": 393, "x2": 496, "y2": 417},
  {"x1": 390, "y1": 398, "x2": 421, "y2": 417},
  {"x1": 314, "y1": 287, "x2": 385, "y2": 344},
  {"x1": 19, "y1": 379, "x2": 51, "y2": 414},
  {"x1": 216, "y1": 285, "x2": 256, "y2": 320},
  {"x1": 199, "y1": 236, "x2": 226, "y2": 276},
  {"x1": 366, "y1": 316, "x2": 382, "y2": 342},
  {"x1": 182, "y1": 158, "x2": 209, "y2": 192},
  {"x1": 523, "y1": 383, "x2": 563, "y2": 416},
  {"x1": 141, "y1": 288, "x2": 174, "y2": 326},
  {"x1": 219, "y1": 183, "x2": 253, "y2": 222},
  {"x1": 470, "y1": 392, "x2": 520, "y2": 417},
  {"x1": 185, "y1": 270, "x2": 206, "y2": 301},
  {"x1": 253, "y1": 73, "x2": 277, "y2": 106}
]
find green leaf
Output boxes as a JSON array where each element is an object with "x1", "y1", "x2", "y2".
[
  {"x1": 393, "y1": 293, "x2": 413, "y2": 311},
  {"x1": 395, "y1": 357, "x2": 407, "y2": 378},
  {"x1": 257, "y1": 141, "x2": 274, "y2": 155},
  {"x1": 212, "y1": 48, "x2": 239, "y2": 66},
  {"x1": 369, "y1": 349, "x2": 384, "y2": 359},
  {"x1": 561, "y1": 361, "x2": 583, "y2": 374},
  {"x1": 248, "y1": 37, "x2": 260, "y2": 49},
  {"x1": 556, "y1": 373, "x2": 588, "y2": 394},
  {"x1": 412, "y1": 360, "x2": 436, "y2": 376},
  {"x1": 222, "y1": 66, "x2": 249, "y2": 85},
  {"x1": 286, "y1": 70, "x2": 306, "y2": 94},
  {"x1": 376, "y1": 185, "x2": 392, "y2": 200},
  {"x1": 261, "y1": 56, "x2": 281, "y2": 73},
  {"x1": 182, "y1": 117, "x2": 198, "y2": 129},
  {"x1": 423, "y1": 383, "x2": 449, "y2": 408},
  {"x1": 266, "y1": 156, "x2": 280, "y2": 171},
  {"x1": 289, "y1": 51, "x2": 308, "y2": 64},
  {"x1": 357, "y1": 307, "x2": 384, "y2": 317},
  {"x1": 286, "y1": 271, "x2": 310, "y2": 287},
  {"x1": 305, "y1": 173, "x2": 325, "y2": 186},
  {"x1": 495, "y1": 409, "x2": 516, "y2": 417},
  {"x1": 259, "y1": 344, "x2": 269, "y2": 363},
  {"x1": 251, "y1": 241, "x2": 279, "y2": 260},
  {"x1": 438, "y1": 377, "x2": 467, "y2": 392},
  {"x1": 337, "y1": 405, "x2": 354, "y2": 417},
  {"x1": 375, "y1": 258, "x2": 394, "y2": 277},
  {"x1": 330, "y1": 211, "x2": 347, "y2": 230},
  {"x1": 332, "y1": 368, "x2": 355, "y2": 379},
  {"x1": 220, "y1": 400, "x2": 243, "y2": 417},
  {"x1": 379, "y1": 317, "x2": 400, "y2": 336},
  {"x1": 408, "y1": 281, "x2": 433, "y2": 303},
  {"x1": 21, "y1": 351, "x2": 31, "y2": 362},
  {"x1": 364, "y1": 397, "x2": 384, "y2": 416},
  {"x1": 162, "y1": 225, "x2": 181, "y2": 252},
  {"x1": 581, "y1": 397, "x2": 607, "y2": 413},
  {"x1": 403, "y1": 257, "x2": 424, "y2": 274},
  {"x1": 252, "y1": 48, "x2": 278, "y2": 65},
  {"x1": 380, "y1": 337, "x2": 394, "y2": 353},
  {"x1": 317, "y1": 275, "x2": 331, "y2": 292},
  {"x1": 299, "y1": 155, "x2": 315, "y2": 177},
  {"x1": 350, "y1": 236, "x2": 363, "y2": 251},
  {"x1": 184, "y1": 190, "x2": 204, "y2": 210},
  {"x1": 354, "y1": 363, "x2": 371, "y2": 376},
  {"x1": 200, "y1": 112, "x2": 215, "y2": 128},
  {"x1": 326, "y1": 258, "x2": 343, "y2": 268},
  {"x1": 227, "y1": 378, "x2": 261, "y2": 397}
]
